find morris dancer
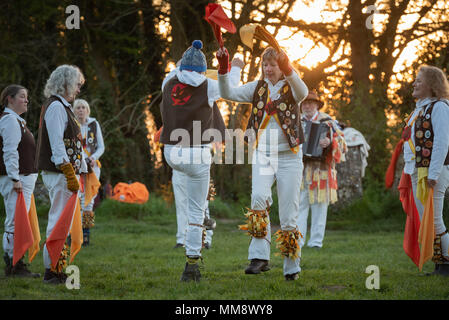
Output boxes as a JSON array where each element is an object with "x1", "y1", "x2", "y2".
[
  {"x1": 164, "y1": 59, "x2": 243, "y2": 250},
  {"x1": 36, "y1": 65, "x2": 87, "y2": 284},
  {"x1": 74, "y1": 99, "x2": 104, "y2": 246},
  {"x1": 401, "y1": 65, "x2": 449, "y2": 275},
  {"x1": 160, "y1": 40, "x2": 242, "y2": 282},
  {"x1": 0, "y1": 85, "x2": 39, "y2": 278},
  {"x1": 297, "y1": 91, "x2": 346, "y2": 249},
  {"x1": 217, "y1": 46, "x2": 308, "y2": 280}
]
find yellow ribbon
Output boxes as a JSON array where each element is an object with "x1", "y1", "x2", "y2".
[{"x1": 416, "y1": 167, "x2": 429, "y2": 205}]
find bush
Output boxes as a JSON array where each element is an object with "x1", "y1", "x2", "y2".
[
  {"x1": 96, "y1": 197, "x2": 174, "y2": 220},
  {"x1": 329, "y1": 179, "x2": 403, "y2": 224}
]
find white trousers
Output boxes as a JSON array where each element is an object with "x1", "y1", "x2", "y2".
[
  {"x1": 164, "y1": 145, "x2": 211, "y2": 257},
  {"x1": 411, "y1": 166, "x2": 449, "y2": 260},
  {"x1": 41, "y1": 171, "x2": 79, "y2": 269},
  {"x1": 297, "y1": 189, "x2": 329, "y2": 248},
  {"x1": 1, "y1": 174, "x2": 38, "y2": 258},
  {"x1": 80, "y1": 166, "x2": 101, "y2": 212},
  {"x1": 248, "y1": 149, "x2": 303, "y2": 275},
  {"x1": 172, "y1": 169, "x2": 213, "y2": 246}
]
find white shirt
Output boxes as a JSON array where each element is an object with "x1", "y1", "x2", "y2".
[
  {"x1": 0, "y1": 108, "x2": 26, "y2": 181},
  {"x1": 80, "y1": 117, "x2": 105, "y2": 160},
  {"x1": 162, "y1": 66, "x2": 242, "y2": 107},
  {"x1": 44, "y1": 95, "x2": 87, "y2": 173},
  {"x1": 403, "y1": 97, "x2": 449, "y2": 180},
  {"x1": 218, "y1": 71, "x2": 309, "y2": 152}
]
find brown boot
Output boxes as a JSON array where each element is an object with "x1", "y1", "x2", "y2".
[
  {"x1": 181, "y1": 258, "x2": 201, "y2": 282},
  {"x1": 43, "y1": 268, "x2": 68, "y2": 284},
  {"x1": 245, "y1": 259, "x2": 270, "y2": 274},
  {"x1": 11, "y1": 259, "x2": 41, "y2": 278}
]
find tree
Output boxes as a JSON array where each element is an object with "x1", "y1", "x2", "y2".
[{"x1": 0, "y1": 0, "x2": 166, "y2": 189}]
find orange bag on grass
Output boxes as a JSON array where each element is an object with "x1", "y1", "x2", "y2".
[{"x1": 111, "y1": 182, "x2": 149, "y2": 204}]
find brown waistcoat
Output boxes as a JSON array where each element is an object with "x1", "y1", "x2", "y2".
[
  {"x1": 0, "y1": 113, "x2": 37, "y2": 176},
  {"x1": 35, "y1": 96, "x2": 83, "y2": 174}
]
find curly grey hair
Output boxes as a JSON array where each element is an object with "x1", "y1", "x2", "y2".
[{"x1": 44, "y1": 65, "x2": 84, "y2": 99}]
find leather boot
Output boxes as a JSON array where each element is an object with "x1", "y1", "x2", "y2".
[
  {"x1": 181, "y1": 258, "x2": 201, "y2": 282},
  {"x1": 11, "y1": 259, "x2": 41, "y2": 278},
  {"x1": 245, "y1": 259, "x2": 270, "y2": 274},
  {"x1": 43, "y1": 268, "x2": 68, "y2": 284}
]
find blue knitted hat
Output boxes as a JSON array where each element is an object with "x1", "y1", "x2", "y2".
[{"x1": 179, "y1": 40, "x2": 207, "y2": 73}]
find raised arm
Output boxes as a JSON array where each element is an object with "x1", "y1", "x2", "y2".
[
  {"x1": 216, "y1": 47, "x2": 257, "y2": 103},
  {"x1": 277, "y1": 50, "x2": 308, "y2": 103}
]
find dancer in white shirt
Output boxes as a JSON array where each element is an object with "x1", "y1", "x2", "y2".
[
  {"x1": 36, "y1": 65, "x2": 87, "y2": 284},
  {"x1": 217, "y1": 46, "x2": 308, "y2": 280},
  {"x1": 403, "y1": 65, "x2": 449, "y2": 276},
  {"x1": 74, "y1": 99, "x2": 105, "y2": 246},
  {"x1": 0, "y1": 84, "x2": 39, "y2": 278}
]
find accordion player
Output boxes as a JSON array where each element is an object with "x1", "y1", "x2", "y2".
[{"x1": 302, "y1": 120, "x2": 331, "y2": 161}]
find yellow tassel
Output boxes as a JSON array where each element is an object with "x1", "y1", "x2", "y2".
[
  {"x1": 306, "y1": 167, "x2": 312, "y2": 183},
  {"x1": 239, "y1": 208, "x2": 269, "y2": 238},
  {"x1": 313, "y1": 170, "x2": 320, "y2": 183},
  {"x1": 318, "y1": 187, "x2": 326, "y2": 203},
  {"x1": 330, "y1": 189, "x2": 338, "y2": 204},
  {"x1": 274, "y1": 230, "x2": 301, "y2": 260}
]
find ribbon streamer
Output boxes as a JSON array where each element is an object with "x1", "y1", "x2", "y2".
[{"x1": 205, "y1": 3, "x2": 236, "y2": 47}]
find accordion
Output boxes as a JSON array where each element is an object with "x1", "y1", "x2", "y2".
[{"x1": 302, "y1": 121, "x2": 330, "y2": 160}]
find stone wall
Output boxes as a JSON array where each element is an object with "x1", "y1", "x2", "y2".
[{"x1": 333, "y1": 145, "x2": 364, "y2": 209}]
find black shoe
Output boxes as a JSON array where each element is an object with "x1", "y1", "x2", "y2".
[
  {"x1": 245, "y1": 259, "x2": 270, "y2": 274},
  {"x1": 43, "y1": 268, "x2": 67, "y2": 284},
  {"x1": 11, "y1": 259, "x2": 41, "y2": 278},
  {"x1": 285, "y1": 272, "x2": 299, "y2": 281},
  {"x1": 181, "y1": 261, "x2": 201, "y2": 282},
  {"x1": 204, "y1": 243, "x2": 211, "y2": 250},
  {"x1": 173, "y1": 243, "x2": 184, "y2": 249}
]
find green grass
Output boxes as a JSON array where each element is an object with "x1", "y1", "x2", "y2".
[{"x1": 1, "y1": 197, "x2": 449, "y2": 300}]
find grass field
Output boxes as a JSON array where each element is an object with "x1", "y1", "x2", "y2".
[{"x1": 1, "y1": 196, "x2": 449, "y2": 301}]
